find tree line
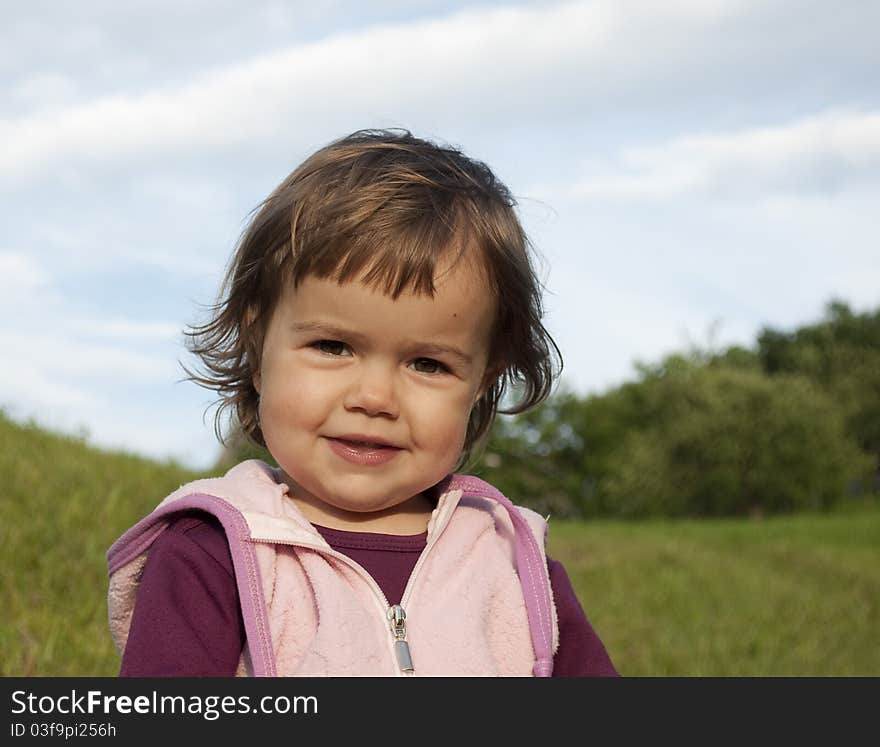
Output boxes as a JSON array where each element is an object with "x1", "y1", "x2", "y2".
[
  {"x1": 218, "y1": 299, "x2": 879, "y2": 518},
  {"x1": 473, "y1": 300, "x2": 879, "y2": 518}
]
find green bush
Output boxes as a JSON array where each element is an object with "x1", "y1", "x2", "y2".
[
  {"x1": 757, "y1": 300, "x2": 880, "y2": 483},
  {"x1": 598, "y1": 362, "x2": 872, "y2": 517},
  {"x1": 473, "y1": 356, "x2": 872, "y2": 518}
]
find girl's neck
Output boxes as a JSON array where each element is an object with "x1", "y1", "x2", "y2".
[{"x1": 289, "y1": 490, "x2": 435, "y2": 536}]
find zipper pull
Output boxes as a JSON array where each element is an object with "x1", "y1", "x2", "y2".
[{"x1": 387, "y1": 604, "x2": 414, "y2": 673}]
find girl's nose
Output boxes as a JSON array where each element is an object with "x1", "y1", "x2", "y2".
[{"x1": 343, "y1": 362, "x2": 399, "y2": 418}]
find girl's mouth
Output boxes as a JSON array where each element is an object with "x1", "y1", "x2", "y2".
[{"x1": 326, "y1": 437, "x2": 402, "y2": 466}]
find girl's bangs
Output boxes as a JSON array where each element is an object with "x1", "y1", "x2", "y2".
[{"x1": 290, "y1": 206, "x2": 477, "y2": 299}]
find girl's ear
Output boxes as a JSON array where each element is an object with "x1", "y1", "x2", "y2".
[{"x1": 476, "y1": 362, "x2": 504, "y2": 403}]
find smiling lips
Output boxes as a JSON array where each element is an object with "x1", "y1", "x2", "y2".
[{"x1": 326, "y1": 436, "x2": 402, "y2": 466}]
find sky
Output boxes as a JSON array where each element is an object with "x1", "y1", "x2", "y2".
[{"x1": 2, "y1": 0, "x2": 879, "y2": 471}]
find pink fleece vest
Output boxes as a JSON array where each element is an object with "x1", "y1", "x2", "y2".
[{"x1": 107, "y1": 460, "x2": 559, "y2": 676}]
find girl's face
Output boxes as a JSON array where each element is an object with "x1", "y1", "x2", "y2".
[{"x1": 254, "y1": 257, "x2": 496, "y2": 525}]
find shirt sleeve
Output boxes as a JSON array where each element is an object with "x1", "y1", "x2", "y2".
[
  {"x1": 119, "y1": 513, "x2": 243, "y2": 677},
  {"x1": 548, "y1": 557, "x2": 620, "y2": 677}
]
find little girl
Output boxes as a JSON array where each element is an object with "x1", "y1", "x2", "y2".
[{"x1": 107, "y1": 129, "x2": 617, "y2": 677}]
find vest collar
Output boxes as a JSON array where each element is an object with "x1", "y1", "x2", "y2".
[{"x1": 224, "y1": 460, "x2": 465, "y2": 547}]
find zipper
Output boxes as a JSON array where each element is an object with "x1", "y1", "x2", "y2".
[
  {"x1": 252, "y1": 537, "x2": 423, "y2": 675},
  {"x1": 253, "y1": 491, "x2": 461, "y2": 676},
  {"x1": 387, "y1": 604, "x2": 414, "y2": 672}
]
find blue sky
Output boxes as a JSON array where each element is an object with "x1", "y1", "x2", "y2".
[{"x1": 3, "y1": 0, "x2": 879, "y2": 470}]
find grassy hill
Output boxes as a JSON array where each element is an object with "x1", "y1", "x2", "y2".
[
  {"x1": 0, "y1": 411, "x2": 203, "y2": 676},
  {"x1": 1, "y1": 411, "x2": 877, "y2": 676}
]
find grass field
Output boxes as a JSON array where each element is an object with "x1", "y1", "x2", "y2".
[
  {"x1": 2, "y1": 411, "x2": 877, "y2": 676},
  {"x1": 548, "y1": 510, "x2": 879, "y2": 675}
]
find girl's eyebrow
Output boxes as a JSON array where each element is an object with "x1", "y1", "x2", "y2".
[
  {"x1": 289, "y1": 321, "x2": 473, "y2": 366},
  {"x1": 289, "y1": 321, "x2": 367, "y2": 343}
]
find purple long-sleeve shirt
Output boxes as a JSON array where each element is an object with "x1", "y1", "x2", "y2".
[{"x1": 120, "y1": 512, "x2": 618, "y2": 677}]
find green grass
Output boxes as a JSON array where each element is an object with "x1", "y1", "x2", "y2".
[
  {"x1": 547, "y1": 510, "x2": 880, "y2": 675},
  {"x1": 0, "y1": 412, "x2": 201, "y2": 676},
  {"x1": 2, "y1": 411, "x2": 878, "y2": 676}
]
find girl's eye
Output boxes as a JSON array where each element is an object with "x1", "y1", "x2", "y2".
[
  {"x1": 311, "y1": 340, "x2": 350, "y2": 356},
  {"x1": 411, "y1": 357, "x2": 448, "y2": 375}
]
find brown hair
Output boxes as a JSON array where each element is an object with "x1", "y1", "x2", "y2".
[{"x1": 182, "y1": 128, "x2": 561, "y2": 469}]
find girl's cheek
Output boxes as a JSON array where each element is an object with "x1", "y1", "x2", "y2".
[
  {"x1": 426, "y1": 402, "x2": 473, "y2": 444},
  {"x1": 262, "y1": 375, "x2": 326, "y2": 423},
  {"x1": 285, "y1": 367, "x2": 339, "y2": 397}
]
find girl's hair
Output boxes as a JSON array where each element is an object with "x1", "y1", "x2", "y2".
[{"x1": 183, "y1": 128, "x2": 562, "y2": 469}]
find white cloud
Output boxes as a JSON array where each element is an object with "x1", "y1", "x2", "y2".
[
  {"x1": 0, "y1": 0, "x2": 822, "y2": 183},
  {"x1": 1, "y1": 329, "x2": 174, "y2": 380},
  {"x1": 64, "y1": 317, "x2": 183, "y2": 342},
  {"x1": 0, "y1": 251, "x2": 182, "y2": 396},
  {"x1": 0, "y1": 250, "x2": 52, "y2": 293},
  {"x1": 557, "y1": 109, "x2": 880, "y2": 203},
  {"x1": 0, "y1": 250, "x2": 183, "y2": 343},
  {"x1": 10, "y1": 72, "x2": 80, "y2": 111},
  {"x1": 137, "y1": 173, "x2": 236, "y2": 215},
  {"x1": 0, "y1": 361, "x2": 99, "y2": 413}
]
